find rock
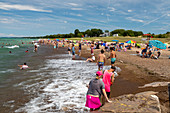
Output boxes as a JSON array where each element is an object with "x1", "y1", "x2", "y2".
[
  {"x1": 100, "y1": 91, "x2": 161, "y2": 113},
  {"x1": 139, "y1": 82, "x2": 170, "y2": 88}
]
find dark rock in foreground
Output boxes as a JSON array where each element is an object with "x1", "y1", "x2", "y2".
[{"x1": 101, "y1": 91, "x2": 161, "y2": 113}]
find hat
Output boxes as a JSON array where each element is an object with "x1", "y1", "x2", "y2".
[{"x1": 96, "y1": 71, "x2": 103, "y2": 76}]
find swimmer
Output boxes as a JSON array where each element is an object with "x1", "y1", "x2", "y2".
[
  {"x1": 25, "y1": 50, "x2": 29, "y2": 53},
  {"x1": 18, "y1": 63, "x2": 29, "y2": 70},
  {"x1": 9, "y1": 51, "x2": 12, "y2": 53}
]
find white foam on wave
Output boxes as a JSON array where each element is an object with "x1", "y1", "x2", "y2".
[
  {"x1": 4, "y1": 45, "x2": 19, "y2": 49},
  {"x1": 0, "y1": 69, "x2": 16, "y2": 74},
  {"x1": 16, "y1": 57, "x2": 98, "y2": 113}
]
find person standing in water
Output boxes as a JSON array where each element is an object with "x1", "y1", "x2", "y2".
[
  {"x1": 97, "y1": 49, "x2": 106, "y2": 71},
  {"x1": 71, "y1": 43, "x2": 76, "y2": 59},
  {"x1": 85, "y1": 71, "x2": 111, "y2": 111},
  {"x1": 102, "y1": 66, "x2": 116, "y2": 98},
  {"x1": 78, "y1": 42, "x2": 82, "y2": 56},
  {"x1": 68, "y1": 43, "x2": 71, "y2": 55},
  {"x1": 34, "y1": 44, "x2": 38, "y2": 52},
  {"x1": 107, "y1": 47, "x2": 116, "y2": 66}
]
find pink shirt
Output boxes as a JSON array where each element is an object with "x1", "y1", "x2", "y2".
[{"x1": 102, "y1": 70, "x2": 113, "y2": 92}]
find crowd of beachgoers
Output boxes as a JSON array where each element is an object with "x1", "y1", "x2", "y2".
[
  {"x1": 1, "y1": 38, "x2": 170, "y2": 112},
  {"x1": 37, "y1": 38, "x2": 170, "y2": 111}
]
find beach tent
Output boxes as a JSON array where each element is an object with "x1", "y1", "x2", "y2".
[
  {"x1": 149, "y1": 40, "x2": 166, "y2": 49},
  {"x1": 112, "y1": 40, "x2": 119, "y2": 42},
  {"x1": 125, "y1": 40, "x2": 136, "y2": 44}
]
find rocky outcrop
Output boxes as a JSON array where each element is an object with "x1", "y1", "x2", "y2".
[
  {"x1": 138, "y1": 82, "x2": 170, "y2": 88},
  {"x1": 101, "y1": 91, "x2": 161, "y2": 113}
]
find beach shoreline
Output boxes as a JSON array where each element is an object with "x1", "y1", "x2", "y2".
[{"x1": 73, "y1": 42, "x2": 170, "y2": 112}]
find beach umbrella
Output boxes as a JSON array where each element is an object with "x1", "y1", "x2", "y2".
[
  {"x1": 119, "y1": 43, "x2": 124, "y2": 45},
  {"x1": 125, "y1": 40, "x2": 136, "y2": 44},
  {"x1": 112, "y1": 40, "x2": 119, "y2": 42},
  {"x1": 56, "y1": 39, "x2": 60, "y2": 41},
  {"x1": 149, "y1": 40, "x2": 166, "y2": 49}
]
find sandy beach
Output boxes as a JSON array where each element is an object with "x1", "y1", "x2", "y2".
[{"x1": 76, "y1": 43, "x2": 170, "y2": 112}]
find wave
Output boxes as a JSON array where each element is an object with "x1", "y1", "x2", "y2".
[{"x1": 4, "y1": 45, "x2": 19, "y2": 49}]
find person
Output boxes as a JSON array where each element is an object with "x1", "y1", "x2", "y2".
[
  {"x1": 85, "y1": 71, "x2": 111, "y2": 111},
  {"x1": 102, "y1": 66, "x2": 116, "y2": 98},
  {"x1": 25, "y1": 50, "x2": 29, "y2": 53},
  {"x1": 53, "y1": 42, "x2": 56, "y2": 49},
  {"x1": 148, "y1": 50, "x2": 152, "y2": 58},
  {"x1": 97, "y1": 49, "x2": 106, "y2": 71},
  {"x1": 78, "y1": 42, "x2": 82, "y2": 56},
  {"x1": 68, "y1": 43, "x2": 71, "y2": 55},
  {"x1": 86, "y1": 55, "x2": 95, "y2": 62},
  {"x1": 72, "y1": 44, "x2": 76, "y2": 59},
  {"x1": 34, "y1": 44, "x2": 38, "y2": 52},
  {"x1": 157, "y1": 48, "x2": 161, "y2": 58},
  {"x1": 107, "y1": 47, "x2": 116, "y2": 66},
  {"x1": 56, "y1": 42, "x2": 59, "y2": 49},
  {"x1": 141, "y1": 45, "x2": 149, "y2": 58},
  {"x1": 91, "y1": 42, "x2": 94, "y2": 55},
  {"x1": 18, "y1": 63, "x2": 29, "y2": 70},
  {"x1": 9, "y1": 51, "x2": 12, "y2": 53}
]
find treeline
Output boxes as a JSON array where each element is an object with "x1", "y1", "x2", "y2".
[
  {"x1": 148, "y1": 32, "x2": 170, "y2": 38},
  {"x1": 25, "y1": 29, "x2": 169, "y2": 39}
]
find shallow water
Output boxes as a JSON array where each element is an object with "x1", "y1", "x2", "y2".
[
  {"x1": 1, "y1": 42, "x2": 112, "y2": 113},
  {"x1": 0, "y1": 38, "x2": 140, "y2": 113}
]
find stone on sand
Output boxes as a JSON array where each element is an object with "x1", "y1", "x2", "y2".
[{"x1": 101, "y1": 91, "x2": 161, "y2": 113}]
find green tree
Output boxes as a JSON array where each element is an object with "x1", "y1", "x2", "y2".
[
  {"x1": 77, "y1": 33, "x2": 84, "y2": 37},
  {"x1": 85, "y1": 29, "x2": 92, "y2": 37},
  {"x1": 105, "y1": 30, "x2": 109, "y2": 33},
  {"x1": 110, "y1": 29, "x2": 125, "y2": 36},
  {"x1": 74, "y1": 29, "x2": 80, "y2": 37}
]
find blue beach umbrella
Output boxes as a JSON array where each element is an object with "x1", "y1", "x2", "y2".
[
  {"x1": 149, "y1": 40, "x2": 166, "y2": 49},
  {"x1": 112, "y1": 40, "x2": 119, "y2": 42},
  {"x1": 56, "y1": 39, "x2": 60, "y2": 41}
]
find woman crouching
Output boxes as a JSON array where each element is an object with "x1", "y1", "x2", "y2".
[{"x1": 85, "y1": 71, "x2": 112, "y2": 111}]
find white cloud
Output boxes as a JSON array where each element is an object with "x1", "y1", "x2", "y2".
[
  {"x1": 167, "y1": 14, "x2": 170, "y2": 16},
  {"x1": 71, "y1": 8, "x2": 83, "y2": 10},
  {"x1": 128, "y1": 10, "x2": 132, "y2": 12},
  {"x1": 69, "y1": 13, "x2": 82, "y2": 17},
  {"x1": 67, "y1": 3, "x2": 78, "y2": 6},
  {"x1": 0, "y1": 18, "x2": 18, "y2": 24},
  {"x1": 109, "y1": 7, "x2": 116, "y2": 12},
  {"x1": 64, "y1": 21, "x2": 67, "y2": 23},
  {"x1": 126, "y1": 17, "x2": 144, "y2": 23},
  {"x1": 0, "y1": 2, "x2": 52, "y2": 12}
]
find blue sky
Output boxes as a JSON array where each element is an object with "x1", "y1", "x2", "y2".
[{"x1": 0, "y1": 0, "x2": 170, "y2": 37}]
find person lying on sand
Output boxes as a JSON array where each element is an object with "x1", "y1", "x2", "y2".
[
  {"x1": 86, "y1": 55, "x2": 95, "y2": 62},
  {"x1": 18, "y1": 63, "x2": 29, "y2": 70}
]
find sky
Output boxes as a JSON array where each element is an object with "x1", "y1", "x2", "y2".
[{"x1": 0, "y1": 0, "x2": 170, "y2": 37}]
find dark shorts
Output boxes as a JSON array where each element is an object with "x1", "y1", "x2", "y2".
[
  {"x1": 68, "y1": 48, "x2": 71, "y2": 51},
  {"x1": 106, "y1": 92, "x2": 110, "y2": 98},
  {"x1": 72, "y1": 51, "x2": 75, "y2": 55}
]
